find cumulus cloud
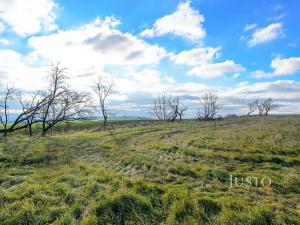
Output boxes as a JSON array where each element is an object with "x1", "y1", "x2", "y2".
[
  {"x1": 243, "y1": 24, "x2": 257, "y2": 31},
  {"x1": 170, "y1": 47, "x2": 220, "y2": 66},
  {"x1": 28, "y1": 16, "x2": 167, "y2": 72},
  {"x1": 0, "y1": 50, "x2": 48, "y2": 89},
  {"x1": 251, "y1": 56, "x2": 300, "y2": 78},
  {"x1": 0, "y1": 38, "x2": 10, "y2": 45},
  {"x1": 187, "y1": 60, "x2": 245, "y2": 79},
  {"x1": 224, "y1": 80, "x2": 300, "y2": 100},
  {"x1": 248, "y1": 23, "x2": 284, "y2": 47},
  {"x1": 0, "y1": 0, "x2": 57, "y2": 36},
  {"x1": 170, "y1": 45, "x2": 245, "y2": 79},
  {"x1": 220, "y1": 80, "x2": 300, "y2": 115},
  {"x1": 1, "y1": 48, "x2": 299, "y2": 115},
  {"x1": 0, "y1": 21, "x2": 5, "y2": 33},
  {"x1": 271, "y1": 57, "x2": 300, "y2": 75},
  {"x1": 140, "y1": 1, "x2": 206, "y2": 41}
]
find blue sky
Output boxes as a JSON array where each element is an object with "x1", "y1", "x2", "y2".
[{"x1": 0, "y1": 0, "x2": 300, "y2": 117}]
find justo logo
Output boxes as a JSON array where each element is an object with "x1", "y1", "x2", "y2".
[{"x1": 229, "y1": 175, "x2": 272, "y2": 188}]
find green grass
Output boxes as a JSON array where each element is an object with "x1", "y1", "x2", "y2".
[{"x1": 0, "y1": 116, "x2": 300, "y2": 224}]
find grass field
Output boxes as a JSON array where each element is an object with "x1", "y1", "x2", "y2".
[{"x1": 0, "y1": 116, "x2": 300, "y2": 225}]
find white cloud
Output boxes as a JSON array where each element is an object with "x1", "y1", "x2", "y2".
[
  {"x1": 248, "y1": 23, "x2": 284, "y2": 47},
  {"x1": 251, "y1": 70, "x2": 272, "y2": 79},
  {"x1": 251, "y1": 56, "x2": 300, "y2": 78},
  {"x1": 0, "y1": 21, "x2": 5, "y2": 33},
  {"x1": 0, "y1": 17, "x2": 169, "y2": 93},
  {"x1": 0, "y1": 50, "x2": 48, "y2": 89},
  {"x1": 187, "y1": 60, "x2": 245, "y2": 79},
  {"x1": 0, "y1": 0, "x2": 57, "y2": 36},
  {"x1": 224, "y1": 80, "x2": 300, "y2": 100},
  {"x1": 243, "y1": 24, "x2": 257, "y2": 31},
  {"x1": 0, "y1": 38, "x2": 10, "y2": 45},
  {"x1": 271, "y1": 57, "x2": 300, "y2": 76},
  {"x1": 140, "y1": 1, "x2": 206, "y2": 41},
  {"x1": 170, "y1": 47, "x2": 221, "y2": 66},
  {"x1": 171, "y1": 46, "x2": 245, "y2": 79},
  {"x1": 1, "y1": 49, "x2": 299, "y2": 115},
  {"x1": 27, "y1": 16, "x2": 168, "y2": 89}
]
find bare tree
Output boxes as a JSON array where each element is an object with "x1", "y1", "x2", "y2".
[
  {"x1": 152, "y1": 94, "x2": 171, "y2": 120},
  {"x1": 152, "y1": 95, "x2": 187, "y2": 122},
  {"x1": 0, "y1": 85, "x2": 15, "y2": 137},
  {"x1": 152, "y1": 94, "x2": 180, "y2": 122},
  {"x1": 0, "y1": 87, "x2": 48, "y2": 137},
  {"x1": 39, "y1": 65, "x2": 91, "y2": 136},
  {"x1": 94, "y1": 75, "x2": 114, "y2": 126},
  {"x1": 169, "y1": 97, "x2": 179, "y2": 122},
  {"x1": 248, "y1": 98, "x2": 276, "y2": 116},
  {"x1": 247, "y1": 99, "x2": 258, "y2": 116},
  {"x1": 197, "y1": 92, "x2": 221, "y2": 120},
  {"x1": 177, "y1": 102, "x2": 188, "y2": 121},
  {"x1": 262, "y1": 98, "x2": 275, "y2": 115},
  {"x1": 17, "y1": 91, "x2": 42, "y2": 136},
  {"x1": 256, "y1": 100, "x2": 265, "y2": 116}
]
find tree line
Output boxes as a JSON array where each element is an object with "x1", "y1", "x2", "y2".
[
  {"x1": 0, "y1": 65, "x2": 114, "y2": 137},
  {"x1": 151, "y1": 93, "x2": 276, "y2": 121},
  {"x1": 0, "y1": 65, "x2": 277, "y2": 137}
]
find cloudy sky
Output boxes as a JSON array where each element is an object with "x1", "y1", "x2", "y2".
[{"x1": 0, "y1": 0, "x2": 299, "y2": 117}]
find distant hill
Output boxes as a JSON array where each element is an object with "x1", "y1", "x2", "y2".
[{"x1": 110, "y1": 116, "x2": 151, "y2": 121}]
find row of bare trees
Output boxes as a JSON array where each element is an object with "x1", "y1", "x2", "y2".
[
  {"x1": 152, "y1": 93, "x2": 276, "y2": 121},
  {"x1": 0, "y1": 64, "x2": 122, "y2": 137},
  {"x1": 247, "y1": 98, "x2": 275, "y2": 116},
  {"x1": 0, "y1": 66, "x2": 94, "y2": 137},
  {"x1": 0, "y1": 64, "x2": 278, "y2": 137},
  {"x1": 152, "y1": 93, "x2": 220, "y2": 121}
]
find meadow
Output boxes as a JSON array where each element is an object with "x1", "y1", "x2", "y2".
[{"x1": 0, "y1": 116, "x2": 299, "y2": 225}]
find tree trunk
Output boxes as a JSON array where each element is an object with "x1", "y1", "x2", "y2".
[
  {"x1": 103, "y1": 115, "x2": 108, "y2": 126},
  {"x1": 29, "y1": 124, "x2": 32, "y2": 136},
  {"x1": 42, "y1": 122, "x2": 46, "y2": 136}
]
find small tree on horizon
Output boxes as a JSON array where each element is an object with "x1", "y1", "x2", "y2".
[
  {"x1": 197, "y1": 92, "x2": 221, "y2": 120},
  {"x1": 94, "y1": 75, "x2": 114, "y2": 126}
]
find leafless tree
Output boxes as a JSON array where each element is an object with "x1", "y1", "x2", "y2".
[
  {"x1": 262, "y1": 98, "x2": 275, "y2": 115},
  {"x1": 0, "y1": 87, "x2": 48, "y2": 137},
  {"x1": 177, "y1": 102, "x2": 188, "y2": 121},
  {"x1": 152, "y1": 94, "x2": 178, "y2": 122},
  {"x1": 152, "y1": 94, "x2": 171, "y2": 120},
  {"x1": 94, "y1": 75, "x2": 114, "y2": 126},
  {"x1": 252, "y1": 98, "x2": 276, "y2": 116},
  {"x1": 169, "y1": 97, "x2": 180, "y2": 122},
  {"x1": 256, "y1": 101, "x2": 265, "y2": 116},
  {"x1": 17, "y1": 91, "x2": 43, "y2": 136},
  {"x1": 0, "y1": 85, "x2": 15, "y2": 137},
  {"x1": 152, "y1": 95, "x2": 186, "y2": 122},
  {"x1": 197, "y1": 92, "x2": 221, "y2": 120},
  {"x1": 39, "y1": 65, "x2": 91, "y2": 136},
  {"x1": 247, "y1": 99, "x2": 258, "y2": 116}
]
